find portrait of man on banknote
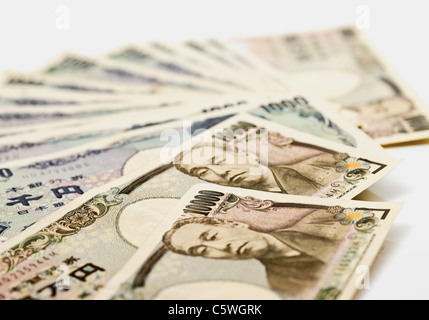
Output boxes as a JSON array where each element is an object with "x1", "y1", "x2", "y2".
[
  {"x1": 174, "y1": 122, "x2": 350, "y2": 196},
  {"x1": 342, "y1": 77, "x2": 429, "y2": 138},
  {"x1": 162, "y1": 207, "x2": 353, "y2": 296}
]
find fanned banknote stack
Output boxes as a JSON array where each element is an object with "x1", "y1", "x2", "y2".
[{"x1": 2, "y1": 25, "x2": 428, "y2": 300}]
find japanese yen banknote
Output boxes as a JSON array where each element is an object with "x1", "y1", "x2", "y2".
[
  {"x1": 0, "y1": 25, "x2": 413, "y2": 300},
  {"x1": 97, "y1": 184, "x2": 402, "y2": 300},
  {"x1": 231, "y1": 26, "x2": 429, "y2": 145}
]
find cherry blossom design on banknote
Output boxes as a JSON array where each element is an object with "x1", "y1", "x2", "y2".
[{"x1": 172, "y1": 114, "x2": 396, "y2": 200}]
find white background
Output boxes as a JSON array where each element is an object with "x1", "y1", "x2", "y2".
[{"x1": 0, "y1": 0, "x2": 428, "y2": 300}]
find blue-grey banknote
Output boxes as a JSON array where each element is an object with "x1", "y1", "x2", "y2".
[{"x1": 0, "y1": 93, "x2": 366, "y2": 165}]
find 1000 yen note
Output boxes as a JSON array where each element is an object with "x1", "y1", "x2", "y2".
[
  {"x1": 0, "y1": 111, "x2": 232, "y2": 242},
  {"x1": 0, "y1": 169, "x2": 170, "y2": 300},
  {"x1": 0, "y1": 91, "x2": 379, "y2": 164},
  {"x1": 0, "y1": 86, "x2": 140, "y2": 107},
  {"x1": 166, "y1": 112, "x2": 399, "y2": 200},
  {"x1": 0, "y1": 105, "x2": 185, "y2": 163},
  {"x1": 0, "y1": 97, "x2": 241, "y2": 163},
  {"x1": 172, "y1": 40, "x2": 288, "y2": 93},
  {"x1": 0, "y1": 71, "x2": 159, "y2": 95},
  {"x1": 0, "y1": 94, "x2": 398, "y2": 242},
  {"x1": 0, "y1": 99, "x2": 180, "y2": 130},
  {"x1": 39, "y1": 52, "x2": 226, "y2": 95},
  {"x1": 232, "y1": 26, "x2": 429, "y2": 145},
  {"x1": 0, "y1": 95, "x2": 255, "y2": 241},
  {"x1": 96, "y1": 184, "x2": 401, "y2": 300},
  {"x1": 0, "y1": 102, "x2": 398, "y2": 299},
  {"x1": 103, "y1": 45, "x2": 252, "y2": 92}
]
